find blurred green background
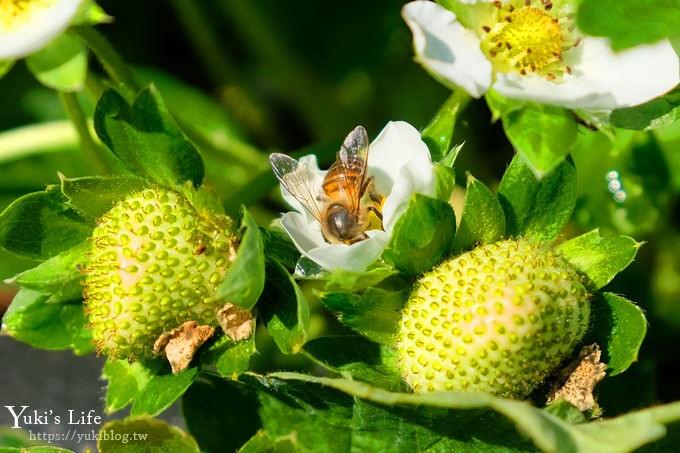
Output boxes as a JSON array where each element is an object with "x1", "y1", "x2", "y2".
[{"x1": 0, "y1": 0, "x2": 678, "y2": 423}]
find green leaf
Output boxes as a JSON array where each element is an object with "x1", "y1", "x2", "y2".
[
  {"x1": 60, "y1": 174, "x2": 149, "y2": 220},
  {"x1": 25, "y1": 33, "x2": 87, "y2": 92},
  {"x1": 503, "y1": 104, "x2": 578, "y2": 177},
  {"x1": 93, "y1": 86, "x2": 204, "y2": 188},
  {"x1": 302, "y1": 336, "x2": 406, "y2": 391},
  {"x1": 320, "y1": 287, "x2": 407, "y2": 345},
  {"x1": 578, "y1": 0, "x2": 680, "y2": 51},
  {"x1": 611, "y1": 87, "x2": 680, "y2": 130},
  {"x1": 245, "y1": 372, "x2": 680, "y2": 452},
  {"x1": 98, "y1": 416, "x2": 200, "y2": 453},
  {"x1": 103, "y1": 359, "x2": 161, "y2": 413},
  {"x1": 258, "y1": 258, "x2": 309, "y2": 354},
  {"x1": 587, "y1": 292, "x2": 647, "y2": 376},
  {"x1": 183, "y1": 375, "x2": 261, "y2": 453},
  {"x1": 242, "y1": 374, "x2": 354, "y2": 452},
  {"x1": 451, "y1": 174, "x2": 505, "y2": 253},
  {"x1": 11, "y1": 240, "x2": 90, "y2": 303},
  {"x1": 1, "y1": 288, "x2": 92, "y2": 355},
  {"x1": 0, "y1": 188, "x2": 93, "y2": 260},
  {"x1": 216, "y1": 207, "x2": 265, "y2": 310},
  {"x1": 211, "y1": 333, "x2": 257, "y2": 378},
  {"x1": 497, "y1": 154, "x2": 577, "y2": 242},
  {"x1": 421, "y1": 91, "x2": 471, "y2": 162},
  {"x1": 130, "y1": 365, "x2": 200, "y2": 417},
  {"x1": 0, "y1": 447, "x2": 75, "y2": 453},
  {"x1": 383, "y1": 193, "x2": 456, "y2": 277},
  {"x1": 557, "y1": 229, "x2": 640, "y2": 291}
]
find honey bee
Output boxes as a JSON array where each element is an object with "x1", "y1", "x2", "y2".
[{"x1": 269, "y1": 125, "x2": 383, "y2": 245}]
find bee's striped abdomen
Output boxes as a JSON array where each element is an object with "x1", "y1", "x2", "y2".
[{"x1": 322, "y1": 158, "x2": 364, "y2": 199}]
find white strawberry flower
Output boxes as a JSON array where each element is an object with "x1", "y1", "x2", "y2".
[
  {"x1": 276, "y1": 121, "x2": 436, "y2": 273},
  {"x1": 0, "y1": 0, "x2": 83, "y2": 60},
  {"x1": 402, "y1": 0, "x2": 680, "y2": 110}
]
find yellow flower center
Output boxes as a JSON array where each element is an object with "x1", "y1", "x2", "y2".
[
  {"x1": 0, "y1": 0, "x2": 57, "y2": 32},
  {"x1": 480, "y1": 0, "x2": 577, "y2": 80}
]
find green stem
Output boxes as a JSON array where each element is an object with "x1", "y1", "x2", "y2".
[
  {"x1": 59, "y1": 92, "x2": 110, "y2": 174},
  {"x1": 216, "y1": 0, "x2": 345, "y2": 136},
  {"x1": 72, "y1": 26, "x2": 140, "y2": 102},
  {"x1": 0, "y1": 121, "x2": 79, "y2": 164},
  {"x1": 167, "y1": 0, "x2": 235, "y2": 85}
]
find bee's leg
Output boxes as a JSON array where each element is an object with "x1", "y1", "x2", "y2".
[{"x1": 367, "y1": 204, "x2": 383, "y2": 221}]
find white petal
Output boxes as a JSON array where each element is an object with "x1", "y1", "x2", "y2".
[
  {"x1": 382, "y1": 151, "x2": 436, "y2": 231},
  {"x1": 0, "y1": 0, "x2": 83, "y2": 60},
  {"x1": 494, "y1": 37, "x2": 680, "y2": 110},
  {"x1": 306, "y1": 231, "x2": 389, "y2": 272},
  {"x1": 368, "y1": 121, "x2": 430, "y2": 194},
  {"x1": 368, "y1": 121, "x2": 435, "y2": 230},
  {"x1": 280, "y1": 212, "x2": 387, "y2": 272},
  {"x1": 402, "y1": 1, "x2": 492, "y2": 98},
  {"x1": 280, "y1": 211, "x2": 326, "y2": 253},
  {"x1": 576, "y1": 37, "x2": 679, "y2": 108}
]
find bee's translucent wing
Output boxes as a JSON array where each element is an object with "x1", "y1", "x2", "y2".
[
  {"x1": 269, "y1": 153, "x2": 324, "y2": 221},
  {"x1": 339, "y1": 125, "x2": 369, "y2": 165},
  {"x1": 334, "y1": 125, "x2": 370, "y2": 211}
]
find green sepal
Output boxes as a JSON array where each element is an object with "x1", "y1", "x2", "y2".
[
  {"x1": 587, "y1": 292, "x2": 647, "y2": 376},
  {"x1": 382, "y1": 193, "x2": 456, "y2": 277},
  {"x1": 0, "y1": 60, "x2": 15, "y2": 80},
  {"x1": 451, "y1": 173, "x2": 505, "y2": 254},
  {"x1": 557, "y1": 229, "x2": 640, "y2": 291},
  {"x1": 1, "y1": 288, "x2": 92, "y2": 355},
  {"x1": 240, "y1": 432, "x2": 294, "y2": 453},
  {"x1": 503, "y1": 104, "x2": 577, "y2": 177},
  {"x1": 421, "y1": 91, "x2": 471, "y2": 162},
  {"x1": 103, "y1": 359, "x2": 200, "y2": 416},
  {"x1": 261, "y1": 226, "x2": 299, "y2": 273},
  {"x1": 98, "y1": 416, "x2": 200, "y2": 453},
  {"x1": 433, "y1": 163, "x2": 456, "y2": 202},
  {"x1": 93, "y1": 86, "x2": 205, "y2": 188},
  {"x1": 320, "y1": 286, "x2": 408, "y2": 345},
  {"x1": 103, "y1": 359, "x2": 160, "y2": 413},
  {"x1": 130, "y1": 364, "x2": 200, "y2": 417},
  {"x1": 72, "y1": 0, "x2": 112, "y2": 25},
  {"x1": 214, "y1": 333, "x2": 257, "y2": 378},
  {"x1": 610, "y1": 87, "x2": 680, "y2": 130},
  {"x1": 60, "y1": 174, "x2": 149, "y2": 220},
  {"x1": 11, "y1": 239, "x2": 90, "y2": 303},
  {"x1": 216, "y1": 207, "x2": 264, "y2": 310},
  {"x1": 497, "y1": 154, "x2": 577, "y2": 242},
  {"x1": 302, "y1": 335, "x2": 407, "y2": 392},
  {"x1": 182, "y1": 376, "x2": 260, "y2": 453},
  {"x1": 544, "y1": 400, "x2": 587, "y2": 424},
  {"x1": 0, "y1": 187, "x2": 94, "y2": 260},
  {"x1": 578, "y1": 0, "x2": 680, "y2": 51},
  {"x1": 25, "y1": 33, "x2": 87, "y2": 92},
  {"x1": 324, "y1": 266, "x2": 398, "y2": 293},
  {"x1": 258, "y1": 258, "x2": 310, "y2": 355}
]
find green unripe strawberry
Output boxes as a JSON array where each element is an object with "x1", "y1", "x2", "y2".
[
  {"x1": 83, "y1": 187, "x2": 237, "y2": 361},
  {"x1": 397, "y1": 239, "x2": 590, "y2": 398}
]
